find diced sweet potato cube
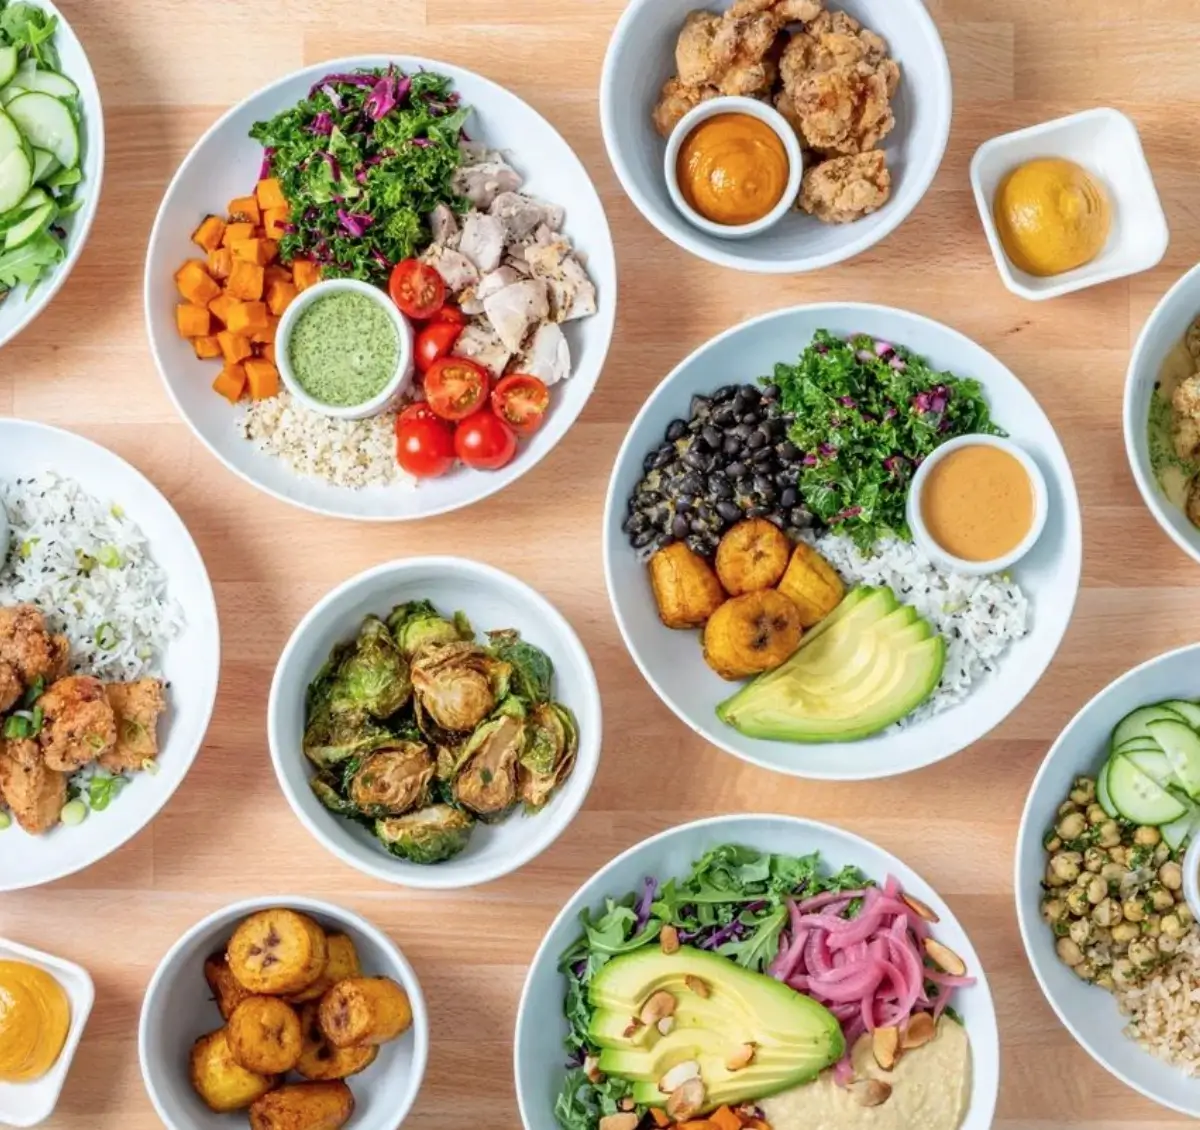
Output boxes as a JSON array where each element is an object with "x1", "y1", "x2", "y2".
[
  {"x1": 225, "y1": 301, "x2": 269, "y2": 335},
  {"x1": 206, "y1": 247, "x2": 233, "y2": 280},
  {"x1": 226, "y1": 259, "x2": 264, "y2": 301},
  {"x1": 291, "y1": 259, "x2": 321, "y2": 291},
  {"x1": 191, "y1": 215, "x2": 226, "y2": 253},
  {"x1": 193, "y1": 335, "x2": 223, "y2": 360},
  {"x1": 221, "y1": 221, "x2": 255, "y2": 248},
  {"x1": 262, "y1": 207, "x2": 290, "y2": 240},
  {"x1": 263, "y1": 342, "x2": 276, "y2": 365},
  {"x1": 251, "y1": 316, "x2": 278, "y2": 345},
  {"x1": 266, "y1": 280, "x2": 297, "y2": 317},
  {"x1": 264, "y1": 264, "x2": 292, "y2": 287},
  {"x1": 217, "y1": 330, "x2": 254, "y2": 365},
  {"x1": 230, "y1": 238, "x2": 278, "y2": 267},
  {"x1": 207, "y1": 293, "x2": 241, "y2": 327},
  {"x1": 174, "y1": 260, "x2": 221, "y2": 306},
  {"x1": 255, "y1": 177, "x2": 288, "y2": 210},
  {"x1": 213, "y1": 364, "x2": 247, "y2": 404},
  {"x1": 244, "y1": 358, "x2": 280, "y2": 400},
  {"x1": 228, "y1": 195, "x2": 261, "y2": 224},
  {"x1": 175, "y1": 303, "x2": 211, "y2": 338}
]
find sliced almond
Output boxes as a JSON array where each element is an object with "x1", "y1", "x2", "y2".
[
  {"x1": 872, "y1": 1025, "x2": 899, "y2": 1071},
  {"x1": 639, "y1": 990, "x2": 677, "y2": 1027},
  {"x1": 622, "y1": 1017, "x2": 644, "y2": 1039},
  {"x1": 902, "y1": 892, "x2": 940, "y2": 923},
  {"x1": 657, "y1": 1016, "x2": 676, "y2": 1036},
  {"x1": 660, "y1": 924, "x2": 681, "y2": 954},
  {"x1": 924, "y1": 937, "x2": 967, "y2": 977},
  {"x1": 901, "y1": 1011, "x2": 936, "y2": 1050},
  {"x1": 666, "y1": 1077, "x2": 706, "y2": 1122},
  {"x1": 685, "y1": 974, "x2": 711, "y2": 998},
  {"x1": 583, "y1": 1054, "x2": 604, "y2": 1083},
  {"x1": 658, "y1": 1059, "x2": 701, "y2": 1094},
  {"x1": 725, "y1": 1042, "x2": 757, "y2": 1071},
  {"x1": 599, "y1": 1115, "x2": 639, "y2": 1130},
  {"x1": 849, "y1": 1079, "x2": 892, "y2": 1108}
]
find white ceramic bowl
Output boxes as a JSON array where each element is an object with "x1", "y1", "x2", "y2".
[
  {"x1": 138, "y1": 896, "x2": 428, "y2": 1130},
  {"x1": 276, "y1": 278, "x2": 414, "y2": 421},
  {"x1": 514, "y1": 814, "x2": 999, "y2": 1130},
  {"x1": 600, "y1": 0, "x2": 951, "y2": 274},
  {"x1": 0, "y1": 936, "x2": 94, "y2": 1128},
  {"x1": 1125, "y1": 260, "x2": 1200, "y2": 566},
  {"x1": 907, "y1": 433, "x2": 1050, "y2": 576},
  {"x1": 1016, "y1": 644, "x2": 1200, "y2": 1116},
  {"x1": 0, "y1": 419, "x2": 219, "y2": 891},
  {"x1": 0, "y1": 0, "x2": 105, "y2": 350},
  {"x1": 145, "y1": 55, "x2": 615, "y2": 522},
  {"x1": 268, "y1": 556, "x2": 602, "y2": 889},
  {"x1": 604, "y1": 304, "x2": 1082, "y2": 781},
  {"x1": 663, "y1": 96, "x2": 803, "y2": 240},
  {"x1": 971, "y1": 108, "x2": 1169, "y2": 302}
]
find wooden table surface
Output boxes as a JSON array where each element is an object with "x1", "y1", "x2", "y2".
[{"x1": 2, "y1": 0, "x2": 1197, "y2": 1126}]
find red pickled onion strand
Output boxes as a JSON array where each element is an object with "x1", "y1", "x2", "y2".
[
  {"x1": 833, "y1": 1057, "x2": 856, "y2": 1087},
  {"x1": 796, "y1": 888, "x2": 869, "y2": 913}
]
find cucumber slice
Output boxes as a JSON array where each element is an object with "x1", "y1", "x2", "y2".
[
  {"x1": 1124, "y1": 748, "x2": 1176, "y2": 787},
  {"x1": 1162, "y1": 802, "x2": 1200, "y2": 852},
  {"x1": 1096, "y1": 759, "x2": 1119, "y2": 819},
  {"x1": 0, "y1": 147, "x2": 32, "y2": 214},
  {"x1": 15, "y1": 66, "x2": 77, "y2": 100},
  {"x1": 30, "y1": 147, "x2": 57, "y2": 184},
  {"x1": 1148, "y1": 718, "x2": 1200, "y2": 799},
  {"x1": 1107, "y1": 755, "x2": 1188, "y2": 825},
  {"x1": 1162, "y1": 699, "x2": 1200, "y2": 730},
  {"x1": 1114, "y1": 737, "x2": 1163, "y2": 756},
  {"x1": 4, "y1": 200, "x2": 54, "y2": 250},
  {"x1": 5, "y1": 92, "x2": 79, "y2": 170},
  {"x1": 0, "y1": 47, "x2": 17, "y2": 89},
  {"x1": 1111, "y1": 703, "x2": 1187, "y2": 750}
]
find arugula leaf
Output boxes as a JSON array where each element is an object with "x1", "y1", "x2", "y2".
[
  {"x1": 0, "y1": 2, "x2": 59, "y2": 67},
  {"x1": 553, "y1": 1069, "x2": 637, "y2": 1130},
  {"x1": 0, "y1": 231, "x2": 65, "y2": 294}
]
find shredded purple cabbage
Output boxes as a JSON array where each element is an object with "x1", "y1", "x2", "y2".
[
  {"x1": 321, "y1": 83, "x2": 343, "y2": 110},
  {"x1": 409, "y1": 137, "x2": 434, "y2": 149},
  {"x1": 257, "y1": 148, "x2": 275, "y2": 180},
  {"x1": 337, "y1": 209, "x2": 374, "y2": 238},
  {"x1": 365, "y1": 69, "x2": 399, "y2": 122},
  {"x1": 309, "y1": 72, "x2": 377, "y2": 97},
  {"x1": 371, "y1": 248, "x2": 391, "y2": 269},
  {"x1": 633, "y1": 877, "x2": 658, "y2": 934},
  {"x1": 309, "y1": 111, "x2": 334, "y2": 136}
]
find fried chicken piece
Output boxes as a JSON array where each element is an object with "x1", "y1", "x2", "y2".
[
  {"x1": 38, "y1": 675, "x2": 116, "y2": 772},
  {"x1": 0, "y1": 606, "x2": 70, "y2": 711},
  {"x1": 1172, "y1": 374, "x2": 1200, "y2": 462},
  {"x1": 676, "y1": 11, "x2": 731, "y2": 87},
  {"x1": 4, "y1": 738, "x2": 40, "y2": 769},
  {"x1": 799, "y1": 150, "x2": 891, "y2": 223},
  {"x1": 789, "y1": 63, "x2": 894, "y2": 155},
  {"x1": 653, "y1": 76, "x2": 720, "y2": 137},
  {"x1": 98, "y1": 679, "x2": 167, "y2": 773},
  {"x1": 1186, "y1": 317, "x2": 1200, "y2": 367},
  {"x1": 0, "y1": 664, "x2": 20, "y2": 714},
  {"x1": 729, "y1": 0, "x2": 823, "y2": 20},
  {"x1": 0, "y1": 747, "x2": 65, "y2": 835},
  {"x1": 711, "y1": 9, "x2": 782, "y2": 95}
]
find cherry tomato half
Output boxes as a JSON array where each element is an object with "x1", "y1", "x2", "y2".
[
  {"x1": 389, "y1": 259, "x2": 445, "y2": 320},
  {"x1": 424, "y1": 356, "x2": 490, "y2": 421},
  {"x1": 396, "y1": 414, "x2": 456, "y2": 478},
  {"x1": 429, "y1": 304, "x2": 468, "y2": 327},
  {"x1": 396, "y1": 402, "x2": 439, "y2": 431},
  {"x1": 491, "y1": 373, "x2": 550, "y2": 436},
  {"x1": 414, "y1": 322, "x2": 463, "y2": 375},
  {"x1": 454, "y1": 409, "x2": 517, "y2": 471}
]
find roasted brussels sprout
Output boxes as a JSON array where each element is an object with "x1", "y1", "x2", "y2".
[
  {"x1": 452, "y1": 713, "x2": 523, "y2": 820},
  {"x1": 387, "y1": 601, "x2": 466, "y2": 659},
  {"x1": 376, "y1": 805, "x2": 475, "y2": 864},
  {"x1": 310, "y1": 772, "x2": 357, "y2": 815},
  {"x1": 486, "y1": 629, "x2": 555, "y2": 705},
  {"x1": 411, "y1": 642, "x2": 511, "y2": 733},
  {"x1": 518, "y1": 703, "x2": 579, "y2": 811},
  {"x1": 327, "y1": 617, "x2": 412, "y2": 719},
  {"x1": 302, "y1": 710, "x2": 394, "y2": 768},
  {"x1": 346, "y1": 742, "x2": 434, "y2": 817}
]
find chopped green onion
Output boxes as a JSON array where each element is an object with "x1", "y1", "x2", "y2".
[
  {"x1": 0, "y1": 812, "x2": 10, "y2": 831},
  {"x1": 87, "y1": 773, "x2": 125, "y2": 812},
  {"x1": 30, "y1": 706, "x2": 43, "y2": 736},
  {"x1": 110, "y1": 504, "x2": 125, "y2": 520},
  {"x1": 3, "y1": 715, "x2": 30, "y2": 740},
  {"x1": 19, "y1": 537, "x2": 39, "y2": 558},
  {"x1": 76, "y1": 550, "x2": 97, "y2": 575},
  {"x1": 20, "y1": 676, "x2": 44, "y2": 708},
  {"x1": 97, "y1": 545, "x2": 122, "y2": 569},
  {"x1": 94, "y1": 622, "x2": 120, "y2": 650},
  {"x1": 86, "y1": 734, "x2": 105, "y2": 750},
  {"x1": 141, "y1": 759, "x2": 159, "y2": 776},
  {"x1": 59, "y1": 800, "x2": 87, "y2": 827},
  {"x1": 136, "y1": 645, "x2": 152, "y2": 660}
]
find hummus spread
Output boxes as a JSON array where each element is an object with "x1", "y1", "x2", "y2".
[{"x1": 760, "y1": 1018, "x2": 971, "y2": 1130}]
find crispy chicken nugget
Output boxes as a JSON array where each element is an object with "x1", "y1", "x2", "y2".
[
  {"x1": 648, "y1": 542, "x2": 726, "y2": 629},
  {"x1": 703, "y1": 591, "x2": 803, "y2": 680}
]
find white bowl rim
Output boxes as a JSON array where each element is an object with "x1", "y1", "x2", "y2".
[
  {"x1": 603, "y1": 301, "x2": 1083, "y2": 781},
  {"x1": 0, "y1": 0, "x2": 107, "y2": 351},
  {"x1": 275, "y1": 278, "x2": 414, "y2": 420},
  {"x1": 0, "y1": 418, "x2": 221, "y2": 892},
  {"x1": 1014, "y1": 640, "x2": 1200, "y2": 1117},
  {"x1": 906, "y1": 432, "x2": 1050, "y2": 575},
  {"x1": 663, "y1": 96, "x2": 803, "y2": 240},
  {"x1": 267, "y1": 554, "x2": 603, "y2": 890},
  {"x1": 598, "y1": 0, "x2": 953, "y2": 275},
  {"x1": 1124, "y1": 259, "x2": 1200, "y2": 566},
  {"x1": 137, "y1": 893, "x2": 430, "y2": 1130},
  {"x1": 513, "y1": 812, "x2": 1000, "y2": 1130},
  {"x1": 144, "y1": 52, "x2": 617, "y2": 523}
]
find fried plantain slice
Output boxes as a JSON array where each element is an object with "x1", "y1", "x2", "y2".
[
  {"x1": 715, "y1": 518, "x2": 791, "y2": 595},
  {"x1": 703, "y1": 590, "x2": 803, "y2": 680},
  {"x1": 648, "y1": 542, "x2": 726, "y2": 629},
  {"x1": 318, "y1": 976, "x2": 413, "y2": 1048},
  {"x1": 227, "y1": 909, "x2": 328, "y2": 997},
  {"x1": 227, "y1": 996, "x2": 304, "y2": 1075},
  {"x1": 295, "y1": 1002, "x2": 378, "y2": 1081}
]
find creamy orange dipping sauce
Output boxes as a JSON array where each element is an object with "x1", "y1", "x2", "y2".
[
  {"x1": 921, "y1": 445, "x2": 1034, "y2": 563},
  {"x1": 0, "y1": 961, "x2": 70, "y2": 1083},
  {"x1": 677, "y1": 113, "x2": 789, "y2": 227}
]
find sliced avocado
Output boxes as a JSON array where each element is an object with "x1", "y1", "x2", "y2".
[
  {"x1": 588, "y1": 946, "x2": 843, "y2": 1112},
  {"x1": 716, "y1": 584, "x2": 944, "y2": 742}
]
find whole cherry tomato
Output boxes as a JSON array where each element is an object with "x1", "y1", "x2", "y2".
[
  {"x1": 396, "y1": 413, "x2": 456, "y2": 477},
  {"x1": 454, "y1": 409, "x2": 517, "y2": 471}
]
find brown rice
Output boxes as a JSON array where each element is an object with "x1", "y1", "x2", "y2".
[{"x1": 1116, "y1": 927, "x2": 1200, "y2": 1074}]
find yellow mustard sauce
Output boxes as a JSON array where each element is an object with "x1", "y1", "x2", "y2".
[
  {"x1": 921, "y1": 445, "x2": 1034, "y2": 562},
  {"x1": 678, "y1": 113, "x2": 790, "y2": 227},
  {"x1": 0, "y1": 961, "x2": 70, "y2": 1083}
]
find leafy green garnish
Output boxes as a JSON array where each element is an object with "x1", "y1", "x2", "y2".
[
  {"x1": 0, "y1": 1, "x2": 59, "y2": 67},
  {"x1": 87, "y1": 772, "x2": 126, "y2": 812}
]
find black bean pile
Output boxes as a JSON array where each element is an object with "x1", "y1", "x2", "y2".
[{"x1": 623, "y1": 383, "x2": 814, "y2": 558}]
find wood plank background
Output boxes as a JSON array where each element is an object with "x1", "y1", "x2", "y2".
[{"x1": 1, "y1": 0, "x2": 1197, "y2": 1125}]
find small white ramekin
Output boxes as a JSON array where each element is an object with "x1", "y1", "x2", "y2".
[
  {"x1": 276, "y1": 277, "x2": 413, "y2": 420},
  {"x1": 1182, "y1": 835, "x2": 1200, "y2": 924},
  {"x1": 664, "y1": 95, "x2": 803, "y2": 240},
  {"x1": 907, "y1": 433, "x2": 1049, "y2": 576}
]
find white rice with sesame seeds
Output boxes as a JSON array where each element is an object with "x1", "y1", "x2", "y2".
[
  {"x1": 238, "y1": 392, "x2": 417, "y2": 490},
  {"x1": 807, "y1": 531, "x2": 1031, "y2": 725},
  {"x1": 1116, "y1": 927, "x2": 1200, "y2": 1074}
]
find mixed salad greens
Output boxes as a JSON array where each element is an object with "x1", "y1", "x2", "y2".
[
  {"x1": 770, "y1": 331, "x2": 999, "y2": 549},
  {"x1": 0, "y1": 0, "x2": 84, "y2": 297},
  {"x1": 249, "y1": 65, "x2": 470, "y2": 287}
]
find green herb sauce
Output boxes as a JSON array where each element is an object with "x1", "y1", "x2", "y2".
[
  {"x1": 1147, "y1": 339, "x2": 1199, "y2": 510},
  {"x1": 289, "y1": 292, "x2": 398, "y2": 407}
]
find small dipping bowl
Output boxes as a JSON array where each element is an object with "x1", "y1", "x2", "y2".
[
  {"x1": 276, "y1": 278, "x2": 413, "y2": 421},
  {"x1": 1182, "y1": 834, "x2": 1200, "y2": 923},
  {"x1": 907, "y1": 433, "x2": 1049, "y2": 576},
  {"x1": 664, "y1": 96, "x2": 803, "y2": 241},
  {"x1": 0, "y1": 497, "x2": 8, "y2": 565}
]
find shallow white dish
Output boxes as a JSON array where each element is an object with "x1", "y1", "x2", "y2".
[
  {"x1": 970, "y1": 108, "x2": 1168, "y2": 302},
  {"x1": 514, "y1": 813, "x2": 999, "y2": 1130},
  {"x1": 138, "y1": 895, "x2": 428, "y2": 1130},
  {"x1": 0, "y1": 419, "x2": 219, "y2": 891},
  {"x1": 1016, "y1": 644, "x2": 1200, "y2": 1116},
  {"x1": 0, "y1": 0, "x2": 105, "y2": 350},
  {"x1": 0, "y1": 936, "x2": 94, "y2": 1128},
  {"x1": 600, "y1": 0, "x2": 951, "y2": 274},
  {"x1": 1124, "y1": 260, "x2": 1200, "y2": 566},
  {"x1": 604, "y1": 304, "x2": 1082, "y2": 781},
  {"x1": 145, "y1": 54, "x2": 615, "y2": 522},
  {"x1": 268, "y1": 556, "x2": 602, "y2": 889}
]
